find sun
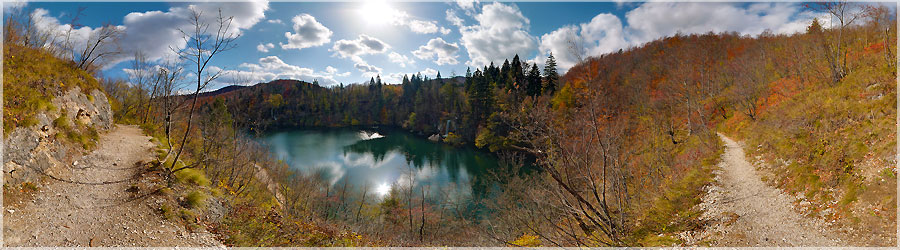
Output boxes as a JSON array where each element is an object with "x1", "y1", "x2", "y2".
[
  {"x1": 375, "y1": 182, "x2": 392, "y2": 197},
  {"x1": 358, "y1": 0, "x2": 396, "y2": 26}
]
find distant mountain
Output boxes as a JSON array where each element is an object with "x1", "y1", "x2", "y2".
[{"x1": 198, "y1": 84, "x2": 249, "y2": 97}]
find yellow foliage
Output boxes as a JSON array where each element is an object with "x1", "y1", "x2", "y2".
[{"x1": 509, "y1": 233, "x2": 541, "y2": 247}]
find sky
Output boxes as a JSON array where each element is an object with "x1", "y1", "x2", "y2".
[{"x1": 4, "y1": 1, "x2": 856, "y2": 90}]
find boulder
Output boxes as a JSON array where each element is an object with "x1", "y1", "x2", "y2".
[{"x1": 3, "y1": 86, "x2": 113, "y2": 187}]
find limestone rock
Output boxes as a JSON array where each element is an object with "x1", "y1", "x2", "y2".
[{"x1": 3, "y1": 86, "x2": 114, "y2": 187}]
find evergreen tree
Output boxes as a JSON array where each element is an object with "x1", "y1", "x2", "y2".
[
  {"x1": 500, "y1": 59, "x2": 512, "y2": 89},
  {"x1": 511, "y1": 54, "x2": 524, "y2": 90},
  {"x1": 526, "y1": 64, "x2": 542, "y2": 97},
  {"x1": 467, "y1": 69, "x2": 494, "y2": 124},
  {"x1": 543, "y1": 52, "x2": 559, "y2": 94},
  {"x1": 807, "y1": 18, "x2": 823, "y2": 35}
]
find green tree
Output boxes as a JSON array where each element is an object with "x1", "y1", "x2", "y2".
[
  {"x1": 525, "y1": 64, "x2": 542, "y2": 97},
  {"x1": 510, "y1": 54, "x2": 524, "y2": 91},
  {"x1": 807, "y1": 18, "x2": 823, "y2": 35},
  {"x1": 543, "y1": 52, "x2": 559, "y2": 94}
]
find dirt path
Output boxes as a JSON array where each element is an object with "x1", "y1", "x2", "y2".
[
  {"x1": 3, "y1": 125, "x2": 221, "y2": 247},
  {"x1": 697, "y1": 134, "x2": 841, "y2": 246},
  {"x1": 254, "y1": 163, "x2": 285, "y2": 209}
]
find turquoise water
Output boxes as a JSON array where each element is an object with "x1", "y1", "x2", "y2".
[{"x1": 258, "y1": 127, "x2": 500, "y2": 200}]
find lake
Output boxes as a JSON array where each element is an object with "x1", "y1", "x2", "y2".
[{"x1": 257, "y1": 127, "x2": 501, "y2": 201}]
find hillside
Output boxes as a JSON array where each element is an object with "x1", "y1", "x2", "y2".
[
  {"x1": 3, "y1": 39, "x2": 224, "y2": 247},
  {"x1": 191, "y1": 20, "x2": 896, "y2": 246},
  {"x1": 4, "y1": 2, "x2": 894, "y2": 247},
  {"x1": 554, "y1": 22, "x2": 895, "y2": 245}
]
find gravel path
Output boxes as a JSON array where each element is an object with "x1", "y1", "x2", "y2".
[
  {"x1": 3, "y1": 125, "x2": 222, "y2": 247},
  {"x1": 697, "y1": 134, "x2": 841, "y2": 246}
]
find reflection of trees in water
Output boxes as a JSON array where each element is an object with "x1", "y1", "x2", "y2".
[{"x1": 342, "y1": 131, "x2": 495, "y2": 184}]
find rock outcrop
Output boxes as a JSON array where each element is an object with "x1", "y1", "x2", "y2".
[{"x1": 4, "y1": 86, "x2": 113, "y2": 187}]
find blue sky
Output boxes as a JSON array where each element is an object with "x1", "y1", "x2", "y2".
[{"x1": 7, "y1": 1, "x2": 842, "y2": 89}]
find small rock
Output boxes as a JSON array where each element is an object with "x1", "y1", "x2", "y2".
[
  {"x1": 73, "y1": 161, "x2": 78, "y2": 166},
  {"x1": 7, "y1": 209, "x2": 14, "y2": 214}
]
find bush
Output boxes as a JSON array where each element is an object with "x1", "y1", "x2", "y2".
[
  {"x1": 160, "y1": 203, "x2": 176, "y2": 221},
  {"x1": 53, "y1": 113, "x2": 70, "y2": 130},
  {"x1": 21, "y1": 182, "x2": 38, "y2": 192},
  {"x1": 185, "y1": 190, "x2": 209, "y2": 209},
  {"x1": 175, "y1": 168, "x2": 211, "y2": 187},
  {"x1": 180, "y1": 208, "x2": 196, "y2": 221}
]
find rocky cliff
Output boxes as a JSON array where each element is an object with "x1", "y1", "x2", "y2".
[{"x1": 4, "y1": 86, "x2": 113, "y2": 187}]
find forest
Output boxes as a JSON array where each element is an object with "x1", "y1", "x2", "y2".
[{"x1": 3, "y1": 2, "x2": 896, "y2": 247}]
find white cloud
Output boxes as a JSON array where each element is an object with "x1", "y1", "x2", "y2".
[
  {"x1": 388, "y1": 9, "x2": 452, "y2": 35},
  {"x1": 331, "y1": 34, "x2": 391, "y2": 61},
  {"x1": 281, "y1": 13, "x2": 332, "y2": 50},
  {"x1": 534, "y1": 2, "x2": 831, "y2": 73},
  {"x1": 33, "y1": 0, "x2": 270, "y2": 68},
  {"x1": 388, "y1": 52, "x2": 414, "y2": 68},
  {"x1": 354, "y1": 61, "x2": 382, "y2": 74},
  {"x1": 3, "y1": 0, "x2": 28, "y2": 11},
  {"x1": 329, "y1": 34, "x2": 390, "y2": 77},
  {"x1": 535, "y1": 25, "x2": 581, "y2": 72},
  {"x1": 30, "y1": 8, "x2": 126, "y2": 68},
  {"x1": 456, "y1": 0, "x2": 478, "y2": 11},
  {"x1": 413, "y1": 37, "x2": 460, "y2": 65},
  {"x1": 624, "y1": 2, "x2": 820, "y2": 46},
  {"x1": 421, "y1": 68, "x2": 439, "y2": 78},
  {"x1": 535, "y1": 13, "x2": 627, "y2": 72},
  {"x1": 445, "y1": 10, "x2": 465, "y2": 27},
  {"x1": 122, "y1": 64, "x2": 164, "y2": 80},
  {"x1": 459, "y1": 2, "x2": 536, "y2": 67},
  {"x1": 256, "y1": 43, "x2": 275, "y2": 52},
  {"x1": 216, "y1": 55, "x2": 347, "y2": 86},
  {"x1": 266, "y1": 19, "x2": 283, "y2": 24}
]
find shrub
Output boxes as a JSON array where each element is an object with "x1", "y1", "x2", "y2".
[
  {"x1": 509, "y1": 233, "x2": 541, "y2": 247},
  {"x1": 180, "y1": 208, "x2": 196, "y2": 221},
  {"x1": 185, "y1": 190, "x2": 209, "y2": 209},
  {"x1": 160, "y1": 203, "x2": 176, "y2": 221},
  {"x1": 175, "y1": 168, "x2": 211, "y2": 187},
  {"x1": 53, "y1": 113, "x2": 70, "y2": 130},
  {"x1": 21, "y1": 182, "x2": 38, "y2": 192}
]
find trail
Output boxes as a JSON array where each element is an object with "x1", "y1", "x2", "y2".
[
  {"x1": 697, "y1": 134, "x2": 841, "y2": 246},
  {"x1": 254, "y1": 163, "x2": 285, "y2": 209},
  {"x1": 3, "y1": 125, "x2": 221, "y2": 247}
]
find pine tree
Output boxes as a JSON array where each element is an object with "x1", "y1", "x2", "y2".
[
  {"x1": 511, "y1": 54, "x2": 524, "y2": 90},
  {"x1": 526, "y1": 64, "x2": 542, "y2": 97},
  {"x1": 500, "y1": 59, "x2": 512, "y2": 89},
  {"x1": 807, "y1": 18, "x2": 823, "y2": 35},
  {"x1": 543, "y1": 52, "x2": 559, "y2": 94},
  {"x1": 467, "y1": 69, "x2": 494, "y2": 124}
]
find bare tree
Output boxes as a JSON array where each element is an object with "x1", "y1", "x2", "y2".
[
  {"x1": 5, "y1": 6, "x2": 66, "y2": 53},
  {"x1": 155, "y1": 60, "x2": 186, "y2": 157},
  {"x1": 128, "y1": 51, "x2": 153, "y2": 123},
  {"x1": 168, "y1": 7, "x2": 239, "y2": 175},
  {"x1": 863, "y1": 5, "x2": 897, "y2": 72},
  {"x1": 72, "y1": 23, "x2": 122, "y2": 72},
  {"x1": 729, "y1": 45, "x2": 772, "y2": 121},
  {"x1": 807, "y1": 1, "x2": 864, "y2": 83}
]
